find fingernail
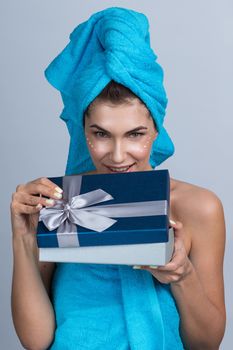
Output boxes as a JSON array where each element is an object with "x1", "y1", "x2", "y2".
[
  {"x1": 54, "y1": 192, "x2": 62, "y2": 199},
  {"x1": 149, "y1": 265, "x2": 158, "y2": 269},
  {"x1": 55, "y1": 187, "x2": 63, "y2": 193},
  {"x1": 46, "y1": 199, "x2": 55, "y2": 206},
  {"x1": 169, "y1": 219, "x2": 176, "y2": 225},
  {"x1": 132, "y1": 265, "x2": 142, "y2": 269},
  {"x1": 36, "y1": 203, "x2": 42, "y2": 210}
]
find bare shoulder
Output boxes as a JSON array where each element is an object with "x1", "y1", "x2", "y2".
[
  {"x1": 171, "y1": 177, "x2": 224, "y2": 222},
  {"x1": 170, "y1": 177, "x2": 225, "y2": 255}
]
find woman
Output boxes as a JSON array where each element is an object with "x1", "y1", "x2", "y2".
[{"x1": 11, "y1": 7, "x2": 226, "y2": 350}]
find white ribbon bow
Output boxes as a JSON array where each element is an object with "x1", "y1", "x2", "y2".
[{"x1": 39, "y1": 189, "x2": 117, "y2": 232}]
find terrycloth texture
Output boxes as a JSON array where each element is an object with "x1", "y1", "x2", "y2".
[
  {"x1": 48, "y1": 264, "x2": 184, "y2": 350},
  {"x1": 44, "y1": 6, "x2": 175, "y2": 175},
  {"x1": 45, "y1": 7, "x2": 183, "y2": 350}
]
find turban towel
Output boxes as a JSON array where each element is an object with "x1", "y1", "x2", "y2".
[{"x1": 45, "y1": 7, "x2": 183, "y2": 350}]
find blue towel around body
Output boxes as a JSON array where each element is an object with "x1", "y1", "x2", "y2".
[
  {"x1": 48, "y1": 263, "x2": 183, "y2": 350},
  {"x1": 45, "y1": 6, "x2": 184, "y2": 350}
]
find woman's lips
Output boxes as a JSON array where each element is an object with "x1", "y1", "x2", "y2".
[{"x1": 104, "y1": 163, "x2": 136, "y2": 173}]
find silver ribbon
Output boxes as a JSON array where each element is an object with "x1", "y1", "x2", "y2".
[{"x1": 39, "y1": 175, "x2": 167, "y2": 247}]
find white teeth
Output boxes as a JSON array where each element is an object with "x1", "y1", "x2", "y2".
[{"x1": 109, "y1": 167, "x2": 130, "y2": 172}]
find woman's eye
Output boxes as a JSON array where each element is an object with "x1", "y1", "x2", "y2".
[
  {"x1": 129, "y1": 132, "x2": 145, "y2": 138},
  {"x1": 94, "y1": 131, "x2": 108, "y2": 138}
]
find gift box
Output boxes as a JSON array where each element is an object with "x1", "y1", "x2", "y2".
[{"x1": 37, "y1": 169, "x2": 174, "y2": 265}]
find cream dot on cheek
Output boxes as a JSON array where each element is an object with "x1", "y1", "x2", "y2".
[
  {"x1": 87, "y1": 138, "x2": 99, "y2": 151},
  {"x1": 85, "y1": 136, "x2": 96, "y2": 149}
]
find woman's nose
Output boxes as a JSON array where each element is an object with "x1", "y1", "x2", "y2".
[{"x1": 109, "y1": 140, "x2": 126, "y2": 163}]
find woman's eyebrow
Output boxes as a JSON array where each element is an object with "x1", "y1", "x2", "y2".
[{"x1": 89, "y1": 124, "x2": 148, "y2": 134}]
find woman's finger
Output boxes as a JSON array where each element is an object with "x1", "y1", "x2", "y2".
[
  {"x1": 169, "y1": 219, "x2": 184, "y2": 235},
  {"x1": 12, "y1": 192, "x2": 56, "y2": 208},
  {"x1": 11, "y1": 201, "x2": 43, "y2": 215},
  {"x1": 17, "y1": 177, "x2": 62, "y2": 195},
  {"x1": 156, "y1": 246, "x2": 186, "y2": 271},
  {"x1": 158, "y1": 226, "x2": 186, "y2": 270},
  {"x1": 16, "y1": 182, "x2": 62, "y2": 201},
  {"x1": 31, "y1": 177, "x2": 63, "y2": 191}
]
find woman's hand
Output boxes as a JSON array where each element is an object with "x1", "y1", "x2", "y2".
[
  {"x1": 10, "y1": 177, "x2": 63, "y2": 241},
  {"x1": 133, "y1": 220, "x2": 194, "y2": 284}
]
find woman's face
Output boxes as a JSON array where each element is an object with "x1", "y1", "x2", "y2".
[{"x1": 84, "y1": 99, "x2": 158, "y2": 174}]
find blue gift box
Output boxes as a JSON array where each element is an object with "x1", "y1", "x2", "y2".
[{"x1": 37, "y1": 169, "x2": 170, "y2": 248}]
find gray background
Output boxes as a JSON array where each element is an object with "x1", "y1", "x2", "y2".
[{"x1": 1, "y1": 1, "x2": 232, "y2": 348}]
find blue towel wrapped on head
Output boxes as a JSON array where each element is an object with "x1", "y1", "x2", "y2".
[
  {"x1": 45, "y1": 6, "x2": 175, "y2": 175},
  {"x1": 45, "y1": 6, "x2": 184, "y2": 350}
]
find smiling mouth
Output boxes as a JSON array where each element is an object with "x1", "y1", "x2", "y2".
[{"x1": 104, "y1": 163, "x2": 136, "y2": 173}]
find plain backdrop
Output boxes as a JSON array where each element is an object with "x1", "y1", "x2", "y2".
[{"x1": 1, "y1": 1, "x2": 232, "y2": 349}]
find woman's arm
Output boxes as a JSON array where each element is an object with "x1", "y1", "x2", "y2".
[
  {"x1": 11, "y1": 177, "x2": 61, "y2": 350},
  {"x1": 141, "y1": 190, "x2": 226, "y2": 350},
  {"x1": 174, "y1": 192, "x2": 226, "y2": 349},
  {"x1": 171, "y1": 202, "x2": 225, "y2": 350},
  {"x1": 11, "y1": 236, "x2": 56, "y2": 350}
]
